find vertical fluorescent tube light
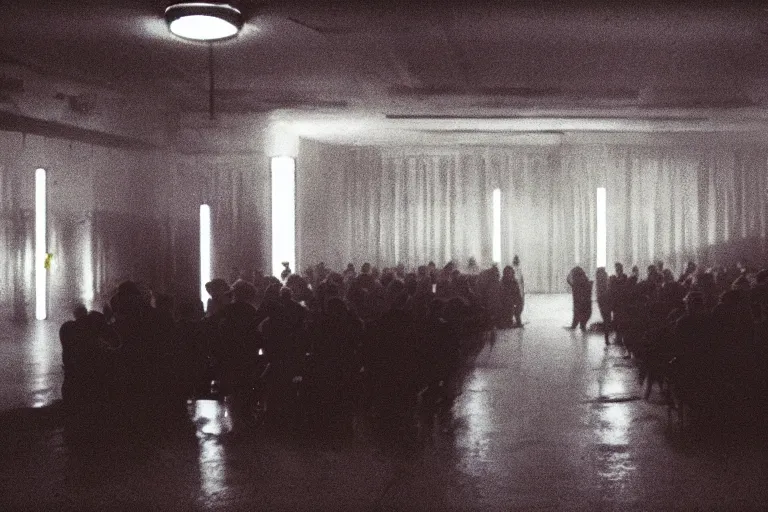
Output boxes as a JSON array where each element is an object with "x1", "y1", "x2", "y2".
[
  {"x1": 35, "y1": 168, "x2": 47, "y2": 320},
  {"x1": 200, "y1": 204, "x2": 211, "y2": 309},
  {"x1": 271, "y1": 156, "x2": 296, "y2": 278},
  {"x1": 492, "y1": 188, "x2": 501, "y2": 264},
  {"x1": 596, "y1": 187, "x2": 607, "y2": 269}
]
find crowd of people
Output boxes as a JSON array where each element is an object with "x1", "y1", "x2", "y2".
[
  {"x1": 568, "y1": 259, "x2": 768, "y2": 430},
  {"x1": 60, "y1": 253, "x2": 768, "y2": 440},
  {"x1": 58, "y1": 258, "x2": 526, "y2": 440}
]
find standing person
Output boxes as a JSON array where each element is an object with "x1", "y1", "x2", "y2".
[
  {"x1": 567, "y1": 266, "x2": 593, "y2": 331},
  {"x1": 280, "y1": 261, "x2": 292, "y2": 282},
  {"x1": 678, "y1": 261, "x2": 697, "y2": 285},
  {"x1": 499, "y1": 266, "x2": 524, "y2": 328},
  {"x1": 512, "y1": 255, "x2": 525, "y2": 325},
  {"x1": 595, "y1": 267, "x2": 611, "y2": 345},
  {"x1": 609, "y1": 263, "x2": 629, "y2": 345}
]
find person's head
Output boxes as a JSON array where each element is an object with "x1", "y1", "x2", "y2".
[
  {"x1": 232, "y1": 279, "x2": 257, "y2": 303},
  {"x1": 444, "y1": 296, "x2": 468, "y2": 323},
  {"x1": 512, "y1": 255, "x2": 520, "y2": 266},
  {"x1": 117, "y1": 280, "x2": 141, "y2": 297},
  {"x1": 380, "y1": 270, "x2": 394, "y2": 289},
  {"x1": 264, "y1": 282, "x2": 282, "y2": 302},
  {"x1": 686, "y1": 261, "x2": 697, "y2": 273},
  {"x1": 503, "y1": 265, "x2": 514, "y2": 279},
  {"x1": 112, "y1": 280, "x2": 147, "y2": 317},
  {"x1": 263, "y1": 275, "x2": 281, "y2": 290},
  {"x1": 205, "y1": 278, "x2": 232, "y2": 301},
  {"x1": 647, "y1": 265, "x2": 658, "y2": 278},
  {"x1": 663, "y1": 268, "x2": 674, "y2": 283},
  {"x1": 72, "y1": 303, "x2": 88, "y2": 321},
  {"x1": 404, "y1": 273, "x2": 418, "y2": 295},
  {"x1": 614, "y1": 262, "x2": 624, "y2": 275},
  {"x1": 86, "y1": 310, "x2": 106, "y2": 328},
  {"x1": 631, "y1": 266, "x2": 639, "y2": 277},
  {"x1": 596, "y1": 267, "x2": 607, "y2": 281},
  {"x1": 361, "y1": 262, "x2": 371, "y2": 275}
]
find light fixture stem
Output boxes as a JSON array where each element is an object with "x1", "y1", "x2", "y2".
[{"x1": 208, "y1": 43, "x2": 215, "y2": 120}]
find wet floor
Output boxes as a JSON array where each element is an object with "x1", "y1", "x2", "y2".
[{"x1": 0, "y1": 295, "x2": 766, "y2": 510}]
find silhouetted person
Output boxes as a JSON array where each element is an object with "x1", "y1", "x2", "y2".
[
  {"x1": 204, "y1": 278, "x2": 232, "y2": 318},
  {"x1": 280, "y1": 261, "x2": 292, "y2": 282},
  {"x1": 671, "y1": 291, "x2": 716, "y2": 415},
  {"x1": 499, "y1": 265, "x2": 523, "y2": 328},
  {"x1": 60, "y1": 304, "x2": 94, "y2": 416},
  {"x1": 512, "y1": 255, "x2": 525, "y2": 322},
  {"x1": 595, "y1": 267, "x2": 611, "y2": 345},
  {"x1": 466, "y1": 257, "x2": 479, "y2": 275},
  {"x1": 567, "y1": 266, "x2": 593, "y2": 330},
  {"x1": 679, "y1": 260, "x2": 697, "y2": 285},
  {"x1": 218, "y1": 279, "x2": 261, "y2": 431},
  {"x1": 609, "y1": 263, "x2": 630, "y2": 344}
]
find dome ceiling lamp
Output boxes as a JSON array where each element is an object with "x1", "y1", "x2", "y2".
[
  {"x1": 165, "y1": 2, "x2": 244, "y2": 118},
  {"x1": 164, "y1": 2, "x2": 244, "y2": 42}
]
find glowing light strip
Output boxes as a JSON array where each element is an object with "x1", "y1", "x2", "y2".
[
  {"x1": 35, "y1": 168, "x2": 47, "y2": 320},
  {"x1": 271, "y1": 157, "x2": 296, "y2": 278},
  {"x1": 200, "y1": 204, "x2": 211, "y2": 308},
  {"x1": 492, "y1": 188, "x2": 501, "y2": 264},
  {"x1": 82, "y1": 239, "x2": 94, "y2": 310},
  {"x1": 596, "y1": 187, "x2": 607, "y2": 269}
]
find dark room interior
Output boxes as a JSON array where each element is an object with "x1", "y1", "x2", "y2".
[{"x1": 1, "y1": 1, "x2": 767, "y2": 510}]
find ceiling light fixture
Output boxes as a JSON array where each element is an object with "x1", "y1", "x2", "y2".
[{"x1": 165, "y1": 2, "x2": 243, "y2": 41}]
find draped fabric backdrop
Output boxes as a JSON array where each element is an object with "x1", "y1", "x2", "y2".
[
  {"x1": 159, "y1": 153, "x2": 271, "y2": 298},
  {"x1": 0, "y1": 132, "x2": 166, "y2": 321},
  {"x1": 297, "y1": 139, "x2": 768, "y2": 293},
  {"x1": 0, "y1": 129, "x2": 271, "y2": 321},
  {"x1": 2, "y1": 130, "x2": 767, "y2": 321}
]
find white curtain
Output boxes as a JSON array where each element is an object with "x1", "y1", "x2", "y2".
[{"x1": 298, "y1": 139, "x2": 768, "y2": 293}]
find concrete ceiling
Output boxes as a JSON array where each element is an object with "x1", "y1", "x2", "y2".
[{"x1": 2, "y1": 0, "x2": 768, "y2": 142}]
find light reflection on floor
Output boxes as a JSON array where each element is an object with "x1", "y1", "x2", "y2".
[
  {"x1": 597, "y1": 403, "x2": 636, "y2": 483},
  {"x1": 199, "y1": 436, "x2": 228, "y2": 501},
  {"x1": 193, "y1": 399, "x2": 233, "y2": 436},
  {"x1": 460, "y1": 372, "x2": 492, "y2": 476},
  {"x1": 0, "y1": 294, "x2": 767, "y2": 510},
  {"x1": 30, "y1": 322, "x2": 56, "y2": 408}
]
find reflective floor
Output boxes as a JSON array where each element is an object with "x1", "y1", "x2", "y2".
[{"x1": 1, "y1": 295, "x2": 766, "y2": 511}]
